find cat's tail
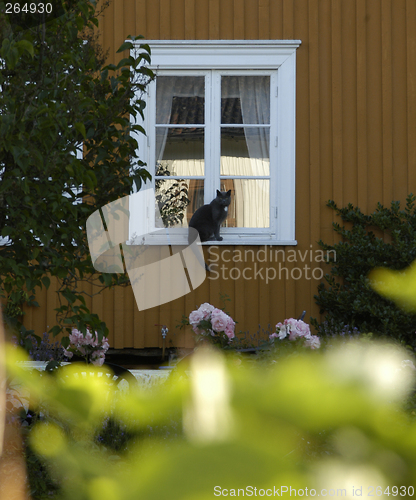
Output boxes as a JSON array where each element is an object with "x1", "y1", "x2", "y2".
[{"x1": 188, "y1": 228, "x2": 210, "y2": 273}]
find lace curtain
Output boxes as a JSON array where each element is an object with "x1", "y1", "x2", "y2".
[{"x1": 155, "y1": 75, "x2": 270, "y2": 228}]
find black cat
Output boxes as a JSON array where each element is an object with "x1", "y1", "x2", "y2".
[{"x1": 188, "y1": 190, "x2": 231, "y2": 271}]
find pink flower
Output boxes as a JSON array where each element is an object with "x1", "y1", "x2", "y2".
[
  {"x1": 304, "y1": 335, "x2": 320, "y2": 349},
  {"x1": 276, "y1": 322, "x2": 289, "y2": 339},
  {"x1": 82, "y1": 331, "x2": 93, "y2": 346},
  {"x1": 91, "y1": 352, "x2": 105, "y2": 366},
  {"x1": 273, "y1": 319, "x2": 312, "y2": 341},
  {"x1": 211, "y1": 308, "x2": 230, "y2": 333},
  {"x1": 66, "y1": 328, "x2": 109, "y2": 363},
  {"x1": 77, "y1": 345, "x2": 87, "y2": 356},
  {"x1": 296, "y1": 320, "x2": 311, "y2": 337},
  {"x1": 190, "y1": 302, "x2": 235, "y2": 343},
  {"x1": 192, "y1": 325, "x2": 203, "y2": 335},
  {"x1": 69, "y1": 329, "x2": 83, "y2": 345},
  {"x1": 63, "y1": 347, "x2": 73, "y2": 359},
  {"x1": 198, "y1": 302, "x2": 215, "y2": 320},
  {"x1": 285, "y1": 319, "x2": 310, "y2": 340},
  {"x1": 189, "y1": 309, "x2": 205, "y2": 326},
  {"x1": 224, "y1": 318, "x2": 235, "y2": 339}
]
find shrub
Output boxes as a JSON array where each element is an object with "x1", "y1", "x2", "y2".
[
  {"x1": 7, "y1": 342, "x2": 416, "y2": 500},
  {"x1": 313, "y1": 194, "x2": 416, "y2": 348}
]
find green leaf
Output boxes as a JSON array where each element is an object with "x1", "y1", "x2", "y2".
[
  {"x1": 16, "y1": 40, "x2": 34, "y2": 58},
  {"x1": 49, "y1": 325, "x2": 62, "y2": 337},
  {"x1": 116, "y1": 41, "x2": 133, "y2": 53},
  {"x1": 86, "y1": 169, "x2": 97, "y2": 187},
  {"x1": 74, "y1": 122, "x2": 87, "y2": 139},
  {"x1": 60, "y1": 336, "x2": 70, "y2": 348},
  {"x1": 41, "y1": 277, "x2": 51, "y2": 289},
  {"x1": 1, "y1": 38, "x2": 11, "y2": 59},
  {"x1": 65, "y1": 165, "x2": 74, "y2": 176}
]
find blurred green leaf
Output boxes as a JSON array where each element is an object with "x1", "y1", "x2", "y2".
[{"x1": 6, "y1": 344, "x2": 416, "y2": 500}]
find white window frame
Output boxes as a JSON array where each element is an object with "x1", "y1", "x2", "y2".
[{"x1": 129, "y1": 40, "x2": 301, "y2": 246}]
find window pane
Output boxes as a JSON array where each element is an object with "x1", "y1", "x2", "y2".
[
  {"x1": 156, "y1": 179, "x2": 204, "y2": 228},
  {"x1": 156, "y1": 76, "x2": 205, "y2": 124},
  {"x1": 220, "y1": 127, "x2": 269, "y2": 176},
  {"x1": 221, "y1": 76, "x2": 270, "y2": 124},
  {"x1": 156, "y1": 128, "x2": 204, "y2": 176},
  {"x1": 220, "y1": 179, "x2": 269, "y2": 228}
]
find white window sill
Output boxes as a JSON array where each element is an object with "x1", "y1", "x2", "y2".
[{"x1": 127, "y1": 236, "x2": 297, "y2": 246}]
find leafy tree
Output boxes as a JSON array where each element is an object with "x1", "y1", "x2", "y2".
[
  {"x1": 0, "y1": 0, "x2": 153, "y2": 347},
  {"x1": 313, "y1": 194, "x2": 416, "y2": 348}
]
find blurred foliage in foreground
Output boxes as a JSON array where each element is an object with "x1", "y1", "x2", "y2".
[
  {"x1": 370, "y1": 258, "x2": 416, "y2": 315},
  {"x1": 4, "y1": 341, "x2": 416, "y2": 500}
]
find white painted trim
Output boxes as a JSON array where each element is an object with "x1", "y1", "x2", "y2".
[
  {"x1": 129, "y1": 40, "x2": 301, "y2": 246},
  {"x1": 140, "y1": 40, "x2": 301, "y2": 70}
]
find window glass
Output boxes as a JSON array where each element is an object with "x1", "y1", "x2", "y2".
[
  {"x1": 220, "y1": 76, "x2": 270, "y2": 183},
  {"x1": 156, "y1": 127, "x2": 204, "y2": 177},
  {"x1": 155, "y1": 75, "x2": 205, "y2": 228},
  {"x1": 221, "y1": 76, "x2": 270, "y2": 124},
  {"x1": 220, "y1": 127, "x2": 269, "y2": 176},
  {"x1": 155, "y1": 178, "x2": 204, "y2": 228},
  {"x1": 220, "y1": 179, "x2": 270, "y2": 228},
  {"x1": 156, "y1": 76, "x2": 205, "y2": 124}
]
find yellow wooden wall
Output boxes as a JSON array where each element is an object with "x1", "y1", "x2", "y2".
[{"x1": 22, "y1": 0, "x2": 416, "y2": 350}]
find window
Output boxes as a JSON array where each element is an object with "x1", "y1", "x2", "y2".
[{"x1": 130, "y1": 40, "x2": 301, "y2": 245}]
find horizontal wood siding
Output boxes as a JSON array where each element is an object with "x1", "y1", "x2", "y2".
[{"x1": 21, "y1": 0, "x2": 416, "y2": 351}]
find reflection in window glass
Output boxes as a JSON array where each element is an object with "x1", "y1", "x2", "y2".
[
  {"x1": 156, "y1": 76, "x2": 205, "y2": 125},
  {"x1": 220, "y1": 179, "x2": 269, "y2": 228},
  {"x1": 156, "y1": 128, "x2": 204, "y2": 177},
  {"x1": 155, "y1": 179, "x2": 204, "y2": 228},
  {"x1": 221, "y1": 76, "x2": 270, "y2": 125},
  {"x1": 220, "y1": 127, "x2": 270, "y2": 176}
]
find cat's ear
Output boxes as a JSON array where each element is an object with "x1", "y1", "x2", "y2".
[
  {"x1": 226, "y1": 190, "x2": 231, "y2": 196},
  {"x1": 216, "y1": 189, "x2": 221, "y2": 196}
]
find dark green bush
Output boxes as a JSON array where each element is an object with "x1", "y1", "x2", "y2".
[{"x1": 313, "y1": 194, "x2": 416, "y2": 349}]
